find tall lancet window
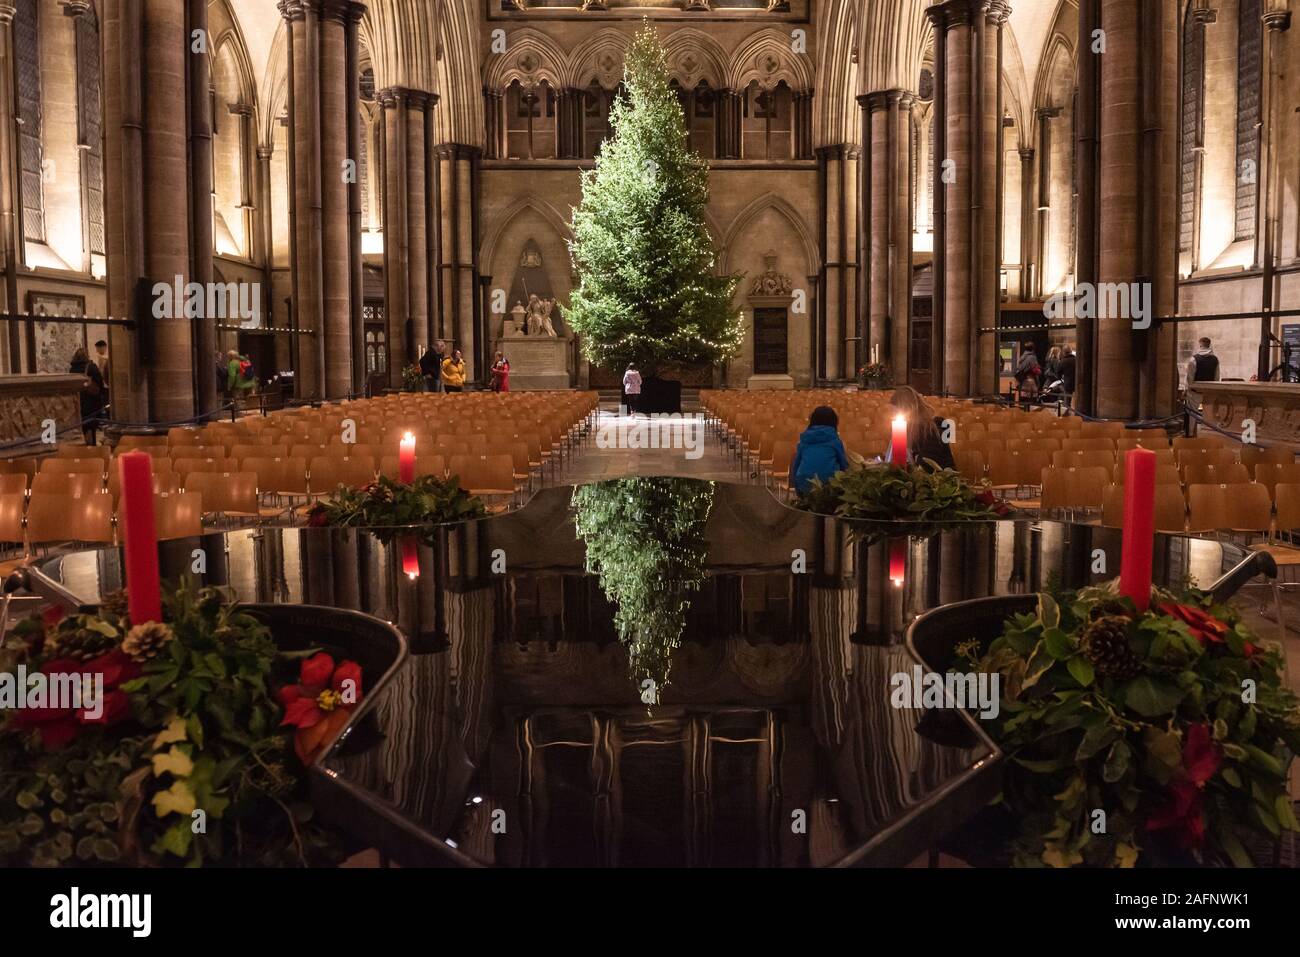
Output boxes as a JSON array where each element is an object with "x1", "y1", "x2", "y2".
[
  {"x1": 1234, "y1": 0, "x2": 1262, "y2": 242},
  {"x1": 15, "y1": 0, "x2": 44, "y2": 244}
]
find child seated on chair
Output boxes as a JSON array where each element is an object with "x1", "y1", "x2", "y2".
[{"x1": 790, "y1": 406, "x2": 849, "y2": 495}]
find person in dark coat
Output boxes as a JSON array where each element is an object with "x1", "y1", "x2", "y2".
[
  {"x1": 419, "y1": 340, "x2": 445, "y2": 393},
  {"x1": 790, "y1": 406, "x2": 849, "y2": 494},
  {"x1": 1058, "y1": 344, "x2": 1078, "y2": 407},
  {"x1": 70, "y1": 346, "x2": 106, "y2": 446},
  {"x1": 888, "y1": 386, "x2": 955, "y2": 471}
]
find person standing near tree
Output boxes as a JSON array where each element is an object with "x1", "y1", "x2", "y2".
[{"x1": 622, "y1": 364, "x2": 642, "y2": 416}]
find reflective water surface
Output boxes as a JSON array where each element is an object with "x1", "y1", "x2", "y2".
[{"x1": 34, "y1": 480, "x2": 1247, "y2": 866}]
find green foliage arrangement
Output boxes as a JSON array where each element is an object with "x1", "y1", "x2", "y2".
[
  {"x1": 563, "y1": 24, "x2": 743, "y2": 373},
  {"x1": 958, "y1": 582, "x2": 1300, "y2": 867},
  {"x1": 0, "y1": 582, "x2": 356, "y2": 867},
  {"x1": 796, "y1": 463, "x2": 1003, "y2": 524},
  {"x1": 858, "y1": 362, "x2": 893, "y2": 390},
  {"x1": 307, "y1": 474, "x2": 486, "y2": 543},
  {"x1": 572, "y1": 478, "x2": 714, "y2": 698}
]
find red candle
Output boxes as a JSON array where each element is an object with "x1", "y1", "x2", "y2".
[
  {"x1": 401, "y1": 535, "x2": 420, "y2": 580},
  {"x1": 399, "y1": 432, "x2": 416, "y2": 484},
  {"x1": 118, "y1": 451, "x2": 162, "y2": 624},
  {"x1": 1119, "y1": 448, "x2": 1157, "y2": 611},
  {"x1": 890, "y1": 415, "x2": 908, "y2": 467},
  {"x1": 889, "y1": 537, "x2": 906, "y2": 588}
]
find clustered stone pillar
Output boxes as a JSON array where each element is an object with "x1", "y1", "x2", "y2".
[
  {"x1": 433, "y1": 144, "x2": 482, "y2": 382},
  {"x1": 928, "y1": 0, "x2": 1008, "y2": 398},
  {"x1": 860, "y1": 89, "x2": 915, "y2": 383},
  {"x1": 1094, "y1": 0, "x2": 1178, "y2": 418},
  {"x1": 379, "y1": 88, "x2": 437, "y2": 386},
  {"x1": 716, "y1": 90, "x2": 742, "y2": 159},
  {"x1": 817, "y1": 145, "x2": 860, "y2": 381},
  {"x1": 0, "y1": 1, "x2": 21, "y2": 373},
  {"x1": 102, "y1": 0, "x2": 192, "y2": 422},
  {"x1": 188, "y1": 0, "x2": 216, "y2": 412},
  {"x1": 280, "y1": 0, "x2": 365, "y2": 400}
]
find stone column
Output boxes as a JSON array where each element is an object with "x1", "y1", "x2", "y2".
[
  {"x1": 433, "y1": 143, "x2": 482, "y2": 382},
  {"x1": 1075, "y1": 0, "x2": 1100, "y2": 413},
  {"x1": 817, "y1": 145, "x2": 859, "y2": 381},
  {"x1": 793, "y1": 90, "x2": 814, "y2": 159},
  {"x1": 1095, "y1": 0, "x2": 1178, "y2": 418},
  {"x1": 557, "y1": 87, "x2": 583, "y2": 159},
  {"x1": 483, "y1": 90, "x2": 504, "y2": 160},
  {"x1": 404, "y1": 91, "x2": 430, "y2": 365},
  {"x1": 0, "y1": 1, "x2": 20, "y2": 372},
  {"x1": 187, "y1": 0, "x2": 215, "y2": 412},
  {"x1": 380, "y1": 88, "x2": 409, "y2": 381},
  {"x1": 928, "y1": 0, "x2": 1008, "y2": 397},
  {"x1": 1258, "y1": 7, "x2": 1291, "y2": 379},
  {"x1": 257, "y1": 145, "x2": 275, "y2": 325},
  {"x1": 142, "y1": 0, "x2": 193, "y2": 418},
  {"x1": 860, "y1": 89, "x2": 915, "y2": 382},
  {"x1": 279, "y1": 0, "x2": 365, "y2": 399},
  {"x1": 716, "y1": 89, "x2": 742, "y2": 159},
  {"x1": 1018, "y1": 147, "x2": 1035, "y2": 300}
]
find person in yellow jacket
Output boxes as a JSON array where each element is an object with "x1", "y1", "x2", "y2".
[{"x1": 441, "y1": 349, "x2": 467, "y2": 392}]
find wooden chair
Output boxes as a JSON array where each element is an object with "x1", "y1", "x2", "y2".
[
  {"x1": 1101, "y1": 482, "x2": 1187, "y2": 533},
  {"x1": 1053, "y1": 450, "x2": 1117, "y2": 472},
  {"x1": 31, "y1": 472, "x2": 104, "y2": 497},
  {"x1": 149, "y1": 492, "x2": 203, "y2": 540},
  {"x1": 1111, "y1": 463, "x2": 1182, "y2": 486},
  {"x1": 0, "y1": 493, "x2": 24, "y2": 551},
  {"x1": 107, "y1": 466, "x2": 179, "y2": 504},
  {"x1": 27, "y1": 493, "x2": 113, "y2": 546},
  {"x1": 1187, "y1": 483, "x2": 1273, "y2": 538},
  {"x1": 39, "y1": 457, "x2": 105, "y2": 477},
  {"x1": 1040, "y1": 466, "x2": 1109, "y2": 516},
  {"x1": 309, "y1": 455, "x2": 377, "y2": 496},
  {"x1": 1253, "y1": 463, "x2": 1300, "y2": 501},
  {"x1": 1182, "y1": 463, "x2": 1251, "y2": 487},
  {"x1": 182, "y1": 471, "x2": 260, "y2": 523},
  {"x1": 1240, "y1": 445, "x2": 1295, "y2": 477},
  {"x1": 0, "y1": 473, "x2": 27, "y2": 495},
  {"x1": 378, "y1": 453, "x2": 447, "y2": 482},
  {"x1": 171, "y1": 457, "x2": 231, "y2": 480}
]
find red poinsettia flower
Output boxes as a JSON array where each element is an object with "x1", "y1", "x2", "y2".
[
  {"x1": 9, "y1": 650, "x2": 140, "y2": 749},
  {"x1": 278, "y1": 652, "x2": 364, "y2": 731},
  {"x1": 277, "y1": 652, "x2": 365, "y2": 764},
  {"x1": 1146, "y1": 779, "x2": 1205, "y2": 849},
  {"x1": 1145, "y1": 723, "x2": 1223, "y2": 849},
  {"x1": 307, "y1": 504, "x2": 330, "y2": 527},
  {"x1": 1156, "y1": 602, "x2": 1254, "y2": 655},
  {"x1": 1182, "y1": 722, "x2": 1222, "y2": 787}
]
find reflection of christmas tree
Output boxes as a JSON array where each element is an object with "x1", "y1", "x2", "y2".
[
  {"x1": 572, "y1": 478, "x2": 714, "y2": 700},
  {"x1": 562, "y1": 24, "x2": 742, "y2": 373}
]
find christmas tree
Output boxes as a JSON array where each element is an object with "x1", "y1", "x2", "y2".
[{"x1": 563, "y1": 23, "x2": 743, "y2": 373}]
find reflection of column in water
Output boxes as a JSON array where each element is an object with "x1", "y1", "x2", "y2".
[
  {"x1": 299, "y1": 527, "x2": 336, "y2": 605},
  {"x1": 332, "y1": 528, "x2": 362, "y2": 609}
]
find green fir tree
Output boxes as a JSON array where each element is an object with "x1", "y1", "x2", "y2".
[{"x1": 563, "y1": 23, "x2": 743, "y2": 373}]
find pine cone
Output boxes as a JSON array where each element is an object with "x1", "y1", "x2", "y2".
[
  {"x1": 121, "y1": 621, "x2": 176, "y2": 662},
  {"x1": 44, "y1": 627, "x2": 116, "y2": 662},
  {"x1": 1081, "y1": 616, "x2": 1143, "y2": 680}
]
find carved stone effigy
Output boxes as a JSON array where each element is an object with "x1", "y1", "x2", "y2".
[
  {"x1": 1197, "y1": 382, "x2": 1300, "y2": 449},
  {"x1": 0, "y1": 374, "x2": 83, "y2": 444}
]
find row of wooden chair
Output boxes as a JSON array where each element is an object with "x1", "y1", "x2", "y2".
[{"x1": 0, "y1": 491, "x2": 202, "y2": 551}]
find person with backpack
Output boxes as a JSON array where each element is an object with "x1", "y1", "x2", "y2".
[
  {"x1": 226, "y1": 350, "x2": 257, "y2": 400},
  {"x1": 1015, "y1": 341, "x2": 1042, "y2": 403},
  {"x1": 70, "y1": 347, "x2": 106, "y2": 446},
  {"x1": 1184, "y1": 336, "x2": 1220, "y2": 410}
]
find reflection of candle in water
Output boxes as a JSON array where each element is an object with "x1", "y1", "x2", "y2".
[
  {"x1": 119, "y1": 452, "x2": 162, "y2": 624},
  {"x1": 1119, "y1": 448, "x2": 1157, "y2": 611},
  {"x1": 401, "y1": 536, "x2": 420, "y2": 579},
  {"x1": 890, "y1": 415, "x2": 908, "y2": 467},
  {"x1": 889, "y1": 537, "x2": 906, "y2": 588},
  {"x1": 399, "y1": 432, "x2": 416, "y2": 484}
]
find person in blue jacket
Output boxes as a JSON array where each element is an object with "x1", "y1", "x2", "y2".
[{"x1": 790, "y1": 406, "x2": 849, "y2": 494}]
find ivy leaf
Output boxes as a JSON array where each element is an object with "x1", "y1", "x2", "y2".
[
  {"x1": 1066, "y1": 656, "x2": 1095, "y2": 687},
  {"x1": 1038, "y1": 593, "x2": 1061, "y2": 630},
  {"x1": 1043, "y1": 627, "x2": 1073, "y2": 660},
  {"x1": 1121, "y1": 676, "x2": 1185, "y2": 717}
]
